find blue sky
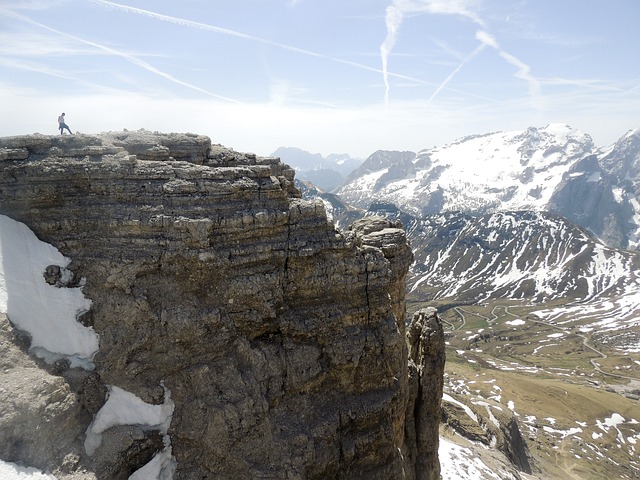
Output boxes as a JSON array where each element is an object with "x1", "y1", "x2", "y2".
[{"x1": 1, "y1": 0, "x2": 639, "y2": 158}]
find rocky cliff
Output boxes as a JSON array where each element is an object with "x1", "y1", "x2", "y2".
[{"x1": 0, "y1": 131, "x2": 444, "y2": 479}]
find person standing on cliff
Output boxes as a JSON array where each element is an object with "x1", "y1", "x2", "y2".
[{"x1": 58, "y1": 113, "x2": 73, "y2": 135}]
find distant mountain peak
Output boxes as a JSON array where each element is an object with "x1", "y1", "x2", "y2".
[
  {"x1": 338, "y1": 124, "x2": 594, "y2": 216},
  {"x1": 335, "y1": 125, "x2": 640, "y2": 250},
  {"x1": 271, "y1": 146, "x2": 362, "y2": 192}
]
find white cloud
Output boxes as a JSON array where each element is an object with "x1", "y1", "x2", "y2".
[
  {"x1": 1, "y1": 77, "x2": 637, "y2": 159},
  {"x1": 475, "y1": 29, "x2": 500, "y2": 50},
  {"x1": 90, "y1": 1, "x2": 403, "y2": 81},
  {"x1": 0, "y1": 32, "x2": 92, "y2": 57}
]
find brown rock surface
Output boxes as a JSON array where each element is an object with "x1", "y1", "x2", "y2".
[{"x1": 0, "y1": 132, "x2": 444, "y2": 479}]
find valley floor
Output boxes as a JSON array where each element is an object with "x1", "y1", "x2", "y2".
[{"x1": 413, "y1": 300, "x2": 640, "y2": 480}]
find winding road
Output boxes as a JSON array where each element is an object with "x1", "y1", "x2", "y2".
[
  {"x1": 447, "y1": 304, "x2": 639, "y2": 382},
  {"x1": 503, "y1": 306, "x2": 639, "y2": 382}
]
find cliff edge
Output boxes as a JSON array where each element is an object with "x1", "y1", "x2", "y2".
[{"x1": 0, "y1": 131, "x2": 444, "y2": 479}]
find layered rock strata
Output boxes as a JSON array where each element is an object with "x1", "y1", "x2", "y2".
[
  {"x1": 406, "y1": 308, "x2": 445, "y2": 480},
  {"x1": 0, "y1": 131, "x2": 444, "y2": 479}
]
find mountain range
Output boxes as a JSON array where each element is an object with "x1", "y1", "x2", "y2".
[
  {"x1": 270, "y1": 146, "x2": 361, "y2": 192},
  {"x1": 295, "y1": 124, "x2": 640, "y2": 479},
  {"x1": 334, "y1": 124, "x2": 640, "y2": 251},
  {"x1": 314, "y1": 123, "x2": 640, "y2": 354}
]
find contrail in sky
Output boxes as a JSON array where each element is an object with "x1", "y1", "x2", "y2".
[
  {"x1": 381, "y1": 1, "x2": 542, "y2": 108},
  {"x1": 475, "y1": 30, "x2": 542, "y2": 107},
  {"x1": 89, "y1": 0, "x2": 500, "y2": 103},
  {"x1": 380, "y1": 5, "x2": 401, "y2": 106},
  {"x1": 1, "y1": 1, "x2": 498, "y2": 105},
  {"x1": 426, "y1": 43, "x2": 486, "y2": 105},
  {"x1": 381, "y1": 0, "x2": 485, "y2": 106},
  {"x1": 90, "y1": 0, "x2": 430, "y2": 88},
  {"x1": 0, "y1": 7, "x2": 242, "y2": 102}
]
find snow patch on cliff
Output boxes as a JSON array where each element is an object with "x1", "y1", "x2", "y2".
[
  {"x1": 0, "y1": 215, "x2": 176, "y2": 479},
  {"x1": 0, "y1": 461, "x2": 57, "y2": 480},
  {"x1": 0, "y1": 214, "x2": 98, "y2": 369}
]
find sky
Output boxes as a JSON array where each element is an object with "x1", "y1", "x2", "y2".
[{"x1": 1, "y1": 0, "x2": 639, "y2": 158}]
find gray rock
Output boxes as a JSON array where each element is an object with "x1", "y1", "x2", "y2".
[
  {"x1": 0, "y1": 314, "x2": 95, "y2": 478},
  {"x1": 405, "y1": 308, "x2": 446, "y2": 480}
]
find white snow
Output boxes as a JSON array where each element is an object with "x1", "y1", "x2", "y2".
[
  {"x1": 0, "y1": 215, "x2": 176, "y2": 479},
  {"x1": 128, "y1": 446, "x2": 176, "y2": 480},
  {"x1": 486, "y1": 406, "x2": 500, "y2": 428},
  {"x1": 587, "y1": 172, "x2": 601, "y2": 182},
  {"x1": 542, "y1": 425, "x2": 583, "y2": 439},
  {"x1": 597, "y1": 413, "x2": 627, "y2": 444},
  {"x1": 439, "y1": 437, "x2": 501, "y2": 480},
  {"x1": 84, "y1": 384, "x2": 177, "y2": 479},
  {"x1": 443, "y1": 393, "x2": 479, "y2": 423},
  {"x1": 505, "y1": 319, "x2": 525, "y2": 326},
  {"x1": 0, "y1": 461, "x2": 56, "y2": 480},
  {"x1": 85, "y1": 385, "x2": 175, "y2": 456},
  {"x1": 612, "y1": 187, "x2": 625, "y2": 203},
  {"x1": 0, "y1": 215, "x2": 98, "y2": 369}
]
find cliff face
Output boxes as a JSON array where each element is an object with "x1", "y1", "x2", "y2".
[{"x1": 0, "y1": 132, "x2": 444, "y2": 479}]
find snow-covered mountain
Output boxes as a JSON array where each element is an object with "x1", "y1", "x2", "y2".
[
  {"x1": 405, "y1": 210, "x2": 638, "y2": 303},
  {"x1": 320, "y1": 202, "x2": 640, "y2": 354},
  {"x1": 549, "y1": 128, "x2": 640, "y2": 249},
  {"x1": 338, "y1": 124, "x2": 594, "y2": 213},
  {"x1": 337, "y1": 124, "x2": 640, "y2": 250},
  {"x1": 271, "y1": 146, "x2": 361, "y2": 192}
]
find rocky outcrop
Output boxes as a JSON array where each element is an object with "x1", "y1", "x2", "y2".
[
  {"x1": 548, "y1": 154, "x2": 632, "y2": 249},
  {"x1": 405, "y1": 308, "x2": 445, "y2": 480},
  {"x1": 0, "y1": 313, "x2": 97, "y2": 478},
  {"x1": 0, "y1": 132, "x2": 443, "y2": 479}
]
